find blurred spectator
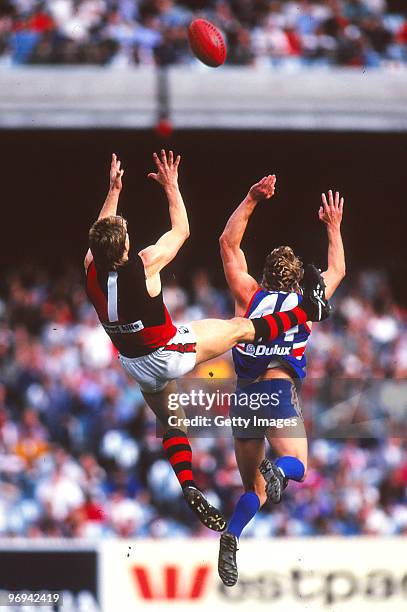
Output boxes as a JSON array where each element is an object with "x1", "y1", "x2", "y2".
[
  {"x1": 0, "y1": 0, "x2": 405, "y2": 67},
  {"x1": 0, "y1": 263, "x2": 406, "y2": 537}
]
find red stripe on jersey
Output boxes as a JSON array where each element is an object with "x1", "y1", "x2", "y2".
[
  {"x1": 86, "y1": 261, "x2": 108, "y2": 321},
  {"x1": 292, "y1": 347, "x2": 306, "y2": 357},
  {"x1": 135, "y1": 305, "x2": 177, "y2": 350}
]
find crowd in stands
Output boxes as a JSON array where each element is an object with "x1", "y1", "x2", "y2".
[
  {"x1": 0, "y1": 264, "x2": 406, "y2": 538},
  {"x1": 0, "y1": 1, "x2": 406, "y2": 68}
]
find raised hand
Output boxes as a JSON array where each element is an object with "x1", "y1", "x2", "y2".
[
  {"x1": 319, "y1": 190, "x2": 344, "y2": 229},
  {"x1": 110, "y1": 153, "x2": 124, "y2": 191},
  {"x1": 148, "y1": 149, "x2": 181, "y2": 190},
  {"x1": 248, "y1": 174, "x2": 276, "y2": 202}
]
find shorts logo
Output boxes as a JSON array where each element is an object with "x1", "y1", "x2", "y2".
[
  {"x1": 178, "y1": 326, "x2": 189, "y2": 334},
  {"x1": 164, "y1": 342, "x2": 197, "y2": 354}
]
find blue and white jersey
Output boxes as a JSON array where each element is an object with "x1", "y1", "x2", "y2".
[{"x1": 232, "y1": 288, "x2": 311, "y2": 382}]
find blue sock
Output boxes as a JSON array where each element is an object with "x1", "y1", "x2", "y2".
[
  {"x1": 228, "y1": 492, "x2": 260, "y2": 539},
  {"x1": 275, "y1": 456, "x2": 305, "y2": 482}
]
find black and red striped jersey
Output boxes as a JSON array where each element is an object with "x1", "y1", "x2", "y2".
[{"x1": 86, "y1": 254, "x2": 177, "y2": 357}]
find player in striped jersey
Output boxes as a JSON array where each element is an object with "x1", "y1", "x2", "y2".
[
  {"x1": 84, "y1": 152, "x2": 330, "y2": 533},
  {"x1": 218, "y1": 175, "x2": 345, "y2": 585}
]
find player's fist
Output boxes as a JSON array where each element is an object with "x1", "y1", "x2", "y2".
[
  {"x1": 319, "y1": 190, "x2": 344, "y2": 228},
  {"x1": 248, "y1": 175, "x2": 276, "y2": 202}
]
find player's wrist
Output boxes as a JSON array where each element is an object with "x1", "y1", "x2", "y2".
[
  {"x1": 327, "y1": 224, "x2": 341, "y2": 234},
  {"x1": 164, "y1": 182, "x2": 179, "y2": 194},
  {"x1": 245, "y1": 193, "x2": 259, "y2": 206}
]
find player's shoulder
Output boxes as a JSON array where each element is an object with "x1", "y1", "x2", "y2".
[
  {"x1": 258, "y1": 288, "x2": 300, "y2": 301},
  {"x1": 117, "y1": 254, "x2": 144, "y2": 282},
  {"x1": 255, "y1": 289, "x2": 302, "y2": 314}
]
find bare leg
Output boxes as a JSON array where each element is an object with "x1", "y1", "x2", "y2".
[
  {"x1": 266, "y1": 423, "x2": 308, "y2": 478},
  {"x1": 190, "y1": 291, "x2": 325, "y2": 366},
  {"x1": 234, "y1": 438, "x2": 267, "y2": 506},
  {"x1": 143, "y1": 381, "x2": 227, "y2": 531},
  {"x1": 142, "y1": 380, "x2": 187, "y2": 433},
  {"x1": 190, "y1": 317, "x2": 254, "y2": 365}
]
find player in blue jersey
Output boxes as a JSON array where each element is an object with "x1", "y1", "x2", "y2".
[{"x1": 217, "y1": 175, "x2": 345, "y2": 586}]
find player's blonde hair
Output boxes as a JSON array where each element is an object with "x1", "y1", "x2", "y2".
[
  {"x1": 89, "y1": 215, "x2": 128, "y2": 271},
  {"x1": 262, "y1": 246, "x2": 303, "y2": 293}
]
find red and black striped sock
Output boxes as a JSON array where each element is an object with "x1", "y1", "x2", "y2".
[
  {"x1": 162, "y1": 428, "x2": 195, "y2": 490},
  {"x1": 252, "y1": 306, "x2": 308, "y2": 342}
]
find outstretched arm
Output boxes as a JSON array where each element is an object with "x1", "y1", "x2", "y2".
[
  {"x1": 138, "y1": 150, "x2": 189, "y2": 279},
  {"x1": 219, "y1": 175, "x2": 276, "y2": 313},
  {"x1": 319, "y1": 190, "x2": 346, "y2": 299},
  {"x1": 84, "y1": 153, "x2": 124, "y2": 270},
  {"x1": 97, "y1": 153, "x2": 124, "y2": 220}
]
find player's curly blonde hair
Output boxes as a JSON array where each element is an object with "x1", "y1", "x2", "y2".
[{"x1": 261, "y1": 246, "x2": 303, "y2": 293}]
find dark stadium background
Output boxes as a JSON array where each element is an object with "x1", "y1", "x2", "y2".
[{"x1": 1, "y1": 129, "x2": 406, "y2": 303}]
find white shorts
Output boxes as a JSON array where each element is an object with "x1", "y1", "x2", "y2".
[{"x1": 118, "y1": 325, "x2": 197, "y2": 393}]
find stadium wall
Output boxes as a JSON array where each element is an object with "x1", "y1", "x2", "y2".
[
  {"x1": 0, "y1": 538, "x2": 406, "y2": 611},
  {"x1": 1, "y1": 67, "x2": 407, "y2": 131}
]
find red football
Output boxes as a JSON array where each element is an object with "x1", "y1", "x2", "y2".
[{"x1": 188, "y1": 19, "x2": 226, "y2": 68}]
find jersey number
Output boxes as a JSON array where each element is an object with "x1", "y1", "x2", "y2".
[{"x1": 284, "y1": 325, "x2": 299, "y2": 343}]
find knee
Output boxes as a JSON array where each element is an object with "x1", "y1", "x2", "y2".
[
  {"x1": 296, "y1": 458, "x2": 308, "y2": 482},
  {"x1": 276, "y1": 454, "x2": 308, "y2": 482},
  {"x1": 164, "y1": 423, "x2": 188, "y2": 436},
  {"x1": 296, "y1": 456, "x2": 308, "y2": 480}
]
